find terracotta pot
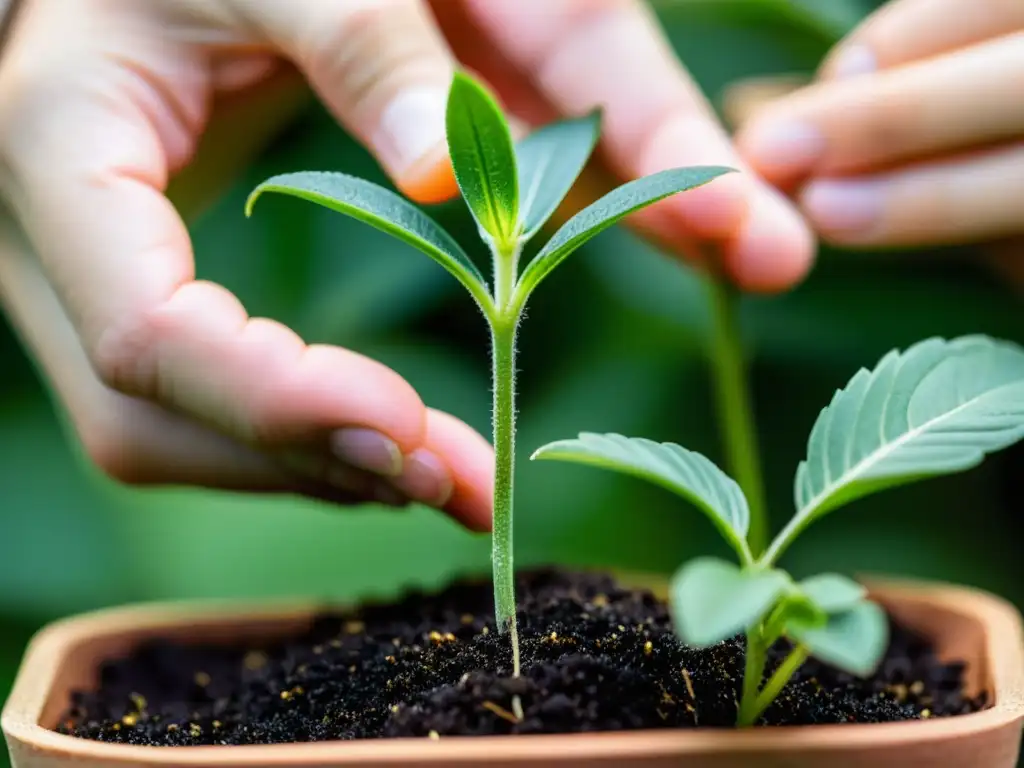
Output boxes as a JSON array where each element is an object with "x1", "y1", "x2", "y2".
[{"x1": 3, "y1": 577, "x2": 1023, "y2": 767}]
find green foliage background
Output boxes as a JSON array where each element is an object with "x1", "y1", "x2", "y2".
[{"x1": 1, "y1": 2, "x2": 1021, "y2": 763}]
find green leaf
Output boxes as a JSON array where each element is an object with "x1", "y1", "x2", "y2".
[
  {"x1": 515, "y1": 112, "x2": 601, "y2": 240},
  {"x1": 767, "y1": 336, "x2": 1024, "y2": 562},
  {"x1": 245, "y1": 171, "x2": 493, "y2": 314},
  {"x1": 531, "y1": 432, "x2": 752, "y2": 562},
  {"x1": 670, "y1": 557, "x2": 789, "y2": 647},
  {"x1": 788, "y1": 601, "x2": 888, "y2": 676},
  {"x1": 445, "y1": 72, "x2": 519, "y2": 245},
  {"x1": 513, "y1": 166, "x2": 734, "y2": 306},
  {"x1": 798, "y1": 574, "x2": 866, "y2": 614}
]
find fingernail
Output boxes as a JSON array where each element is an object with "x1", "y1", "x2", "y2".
[
  {"x1": 330, "y1": 429, "x2": 403, "y2": 477},
  {"x1": 391, "y1": 449, "x2": 453, "y2": 508},
  {"x1": 827, "y1": 44, "x2": 876, "y2": 80},
  {"x1": 743, "y1": 119, "x2": 825, "y2": 178},
  {"x1": 802, "y1": 179, "x2": 884, "y2": 235},
  {"x1": 374, "y1": 85, "x2": 448, "y2": 179}
]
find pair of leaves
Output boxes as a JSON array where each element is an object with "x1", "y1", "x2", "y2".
[
  {"x1": 448, "y1": 73, "x2": 605, "y2": 245},
  {"x1": 247, "y1": 72, "x2": 731, "y2": 321},
  {"x1": 669, "y1": 558, "x2": 886, "y2": 676},
  {"x1": 533, "y1": 336, "x2": 1024, "y2": 565}
]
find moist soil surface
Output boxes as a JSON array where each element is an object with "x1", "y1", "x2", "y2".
[{"x1": 60, "y1": 569, "x2": 985, "y2": 745}]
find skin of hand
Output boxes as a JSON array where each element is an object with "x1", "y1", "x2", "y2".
[
  {"x1": 736, "y1": 0, "x2": 1024, "y2": 251},
  {"x1": 0, "y1": 0, "x2": 813, "y2": 527}
]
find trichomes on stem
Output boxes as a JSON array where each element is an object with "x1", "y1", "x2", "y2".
[
  {"x1": 245, "y1": 71, "x2": 732, "y2": 679},
  {"x1": 533, "y1": 335, "x2": 1024, "y2": 724}
]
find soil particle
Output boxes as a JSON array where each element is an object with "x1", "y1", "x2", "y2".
[{"x1": 59, "y1": 569, "x2": 985, "y2": 745}]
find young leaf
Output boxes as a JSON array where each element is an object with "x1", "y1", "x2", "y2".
[
  {"x1": 512, "y1": 166, "x2": 734, "y2": 308},
  {"x1": 246, "y1": 172, "x2": 493, "y2": 314},
  {"x1": 515, "y1": 112, "x2": 601, "y2": 240},
  {"x1": 670, "y1": 558, "x2": 789, "y2": 647},
  {"x1": 445, "y1": 72, "x2": 519, "y2": 245},
  {"x1": 767, "y1": 336, "x2": 1024, "y2": 563},
  {"x1": 787, "y1": 601, "x2": 888, "y2": 676},
  {"x1": 798, "y1": 574, "x2": 866, "y2": 614},
  {"x1": 531, "y1": 432, "x2": 752, "y2": 562}
]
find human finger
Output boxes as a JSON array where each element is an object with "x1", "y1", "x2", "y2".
[
  {"x1": 819, "y1": 0, "x2": 1024, "y2": 79},
  {"x1": 233, "y1": 0, "x2": 460, "y2": 204},
  {"x1": 738, "y1": 33, "x2": 1024, "y2": 183},
  {"x1": 798, "y1": 142, "x2": 1024, "y2": 247}
]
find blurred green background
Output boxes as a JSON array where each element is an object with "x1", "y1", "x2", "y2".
[{"x1": 1, "y1": 1, "x2": 1021, "y2": 763}]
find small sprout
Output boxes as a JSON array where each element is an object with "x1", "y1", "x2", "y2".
[
  {"x1": 129, "y1": 692, "x2": 147, "y2": 711},
  {"x1": 189, "y1": 723, "x2": 201, "y2": 738},
  {"x1": 644, "y1": 641, "x2": 653, "y2": 656},
  {"x1": 549, "y1": 632, "x2": 558, "y2": 642},
  {"x1": 921, "y1": 709, "x2": 932, "y2": 719},
  {"x1": 280, "y1": 691, "x2": 292, "y2": 701},
  {"x1": 121, "y1": 713, "x2": 138, "y2": 727},
  {"x1": 385, "y1": 655, "x2": 396, "y2": 664},
  {"x1": 482, "y1": 700, "x2": 521, "y2": 724},
  {"x1": 428, "y1": 630, "x2": 443, "y2": 644},
  {"x1": 246, "y1": 71, "x2": 732, "y2": 679},
  {"x1": 111, "y1": 723, "x2": 121, "y2": 732},
  {"x1": 428, "y1": 730, "x2": 440, "y2": 741},
  {"x1": 166, "y1": 723, "x2": 179, "y2": 733},
  {"x1": 532, "y1": 335, "x2": 1024, "y2": 726}
]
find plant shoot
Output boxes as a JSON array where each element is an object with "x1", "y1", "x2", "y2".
[
  {"x1": 246, "y1": 71, "x2": 732, "y2": 679},
  {"x1": 533, "y1": 335, "x2": 1024, "y2": 724}
]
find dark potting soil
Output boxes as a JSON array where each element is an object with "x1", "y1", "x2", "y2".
[{"x1": 59, "y1": 569, "x2": 985, "y2": 746}]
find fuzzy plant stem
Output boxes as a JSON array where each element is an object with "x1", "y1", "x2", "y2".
[
  {"x1": 490, "y1": 239, "x2": 521, "y2": 681},
  {"x1": 704, "y1": 269, "x2": 769, "y2": 558},
  {"x1": 738, "y1": 628, "x2": 768, "y2": 725},
  {"x1": 738, "y1": 643, "x2": 809, "y2": 726},
  {"x1": 490, "y1": 317, "x2": 520, "y2": 676}
]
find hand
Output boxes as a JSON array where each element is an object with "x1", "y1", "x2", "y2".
[
  {"x1": 0, "y1": 1, "x2": 811, "y2": 527},
  {"x1": 736, "y1": 0, "x2": 1024, "y2": 250}
]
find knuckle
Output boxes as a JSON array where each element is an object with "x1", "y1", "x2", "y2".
[{"x1": 90, "y1": 307, "x2": 167, "y2": 399}]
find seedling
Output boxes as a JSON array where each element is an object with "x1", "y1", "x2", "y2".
[
  {"x1": 533, "y1": 335, "x2": 1024, "y2": 725},
  {"x1": 245, "y1": 72, "x2": 732, "y2": 679}
]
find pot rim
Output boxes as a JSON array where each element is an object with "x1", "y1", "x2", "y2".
[{"x1": 4, "y1": 577, "x2": 1023, "y2": 765}]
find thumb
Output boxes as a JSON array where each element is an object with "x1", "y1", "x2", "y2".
[{"x1": 238, "y1": 0, "x2": 458, "y2": 203}]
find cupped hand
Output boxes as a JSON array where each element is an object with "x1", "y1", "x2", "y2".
[
  {"x1": 737, "y1": 0, "x2": 1024, "y2": 249},
  {"x1": 0, "y1": 0, "x2": 812, "y2": 527}
]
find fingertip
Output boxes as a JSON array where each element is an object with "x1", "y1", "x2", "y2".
[
  {"x1": 396, "y1": 147, "x2": 461, "y2": 205},
  {"x1": 422, "y1": 408, "x2": 494, "y2": 532},
  {"x1": 722, "y1": 184, "x2": 816, "y2": 293},
  {"x1": 663, "y1": 171, "x2": 749, "y2": 239}
]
